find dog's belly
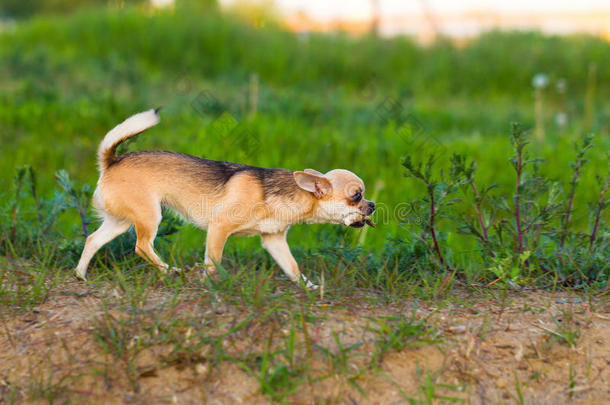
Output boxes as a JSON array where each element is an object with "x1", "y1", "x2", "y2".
[
  {"x1": 165, "y1": 197, "x2": 292, "y2": 236},
  {"x1": 232, "y1": 219, "x2": 291, "y2": 236},
  {"x1": 180, "y1": 212, "x2": 290, "y2": 236}
]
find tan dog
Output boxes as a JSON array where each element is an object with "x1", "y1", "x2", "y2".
[{"x1": 74, "y1": 109, "x2": 376, "y2": 287}]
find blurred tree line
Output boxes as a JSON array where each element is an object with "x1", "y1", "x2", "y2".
[
  {"x1": 1, "y1": 0, "x2": 139, "y2": 18},
  {"x1": 0, "y1": 0, "x2": 217, "y2": 18}
]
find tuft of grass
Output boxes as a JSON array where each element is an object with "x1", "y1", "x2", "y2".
[
  {"x1": 406, "y1": 367, "x2": 466, "y2": 404},
  {"x1": 92, "y1": 309, "x2": 144, "y2": 392},
  {"x1": 314, "y1": 330, "x2": 367, "y2": 395},
  {"x1": 250, "y1": 328, "x2": 307, "y2": 402},
  {"x1": 535, "y1": 303, "x2": 581, "y2": 349},
  {"x1": 514, "y1": 373, "x2": 525, "y2": 405},
  {"x1": 0, "y1": 258, "x2": 65, "y2": 311},
  {"x1": 367, "y1": 310, "x2": 438, "y2": 367}
]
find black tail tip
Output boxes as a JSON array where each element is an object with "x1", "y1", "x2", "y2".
[{"x1": 154, "y1": 106, "x2": 163, "y2": 114}]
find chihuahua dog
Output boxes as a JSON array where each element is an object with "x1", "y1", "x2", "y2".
[{"x1": 74, "y1": 109, "x2": 375, "y2": 287}]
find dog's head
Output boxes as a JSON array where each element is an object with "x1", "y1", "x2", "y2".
[{"x1": 293, "y1": 169, "x2": 376, "y2": 227}]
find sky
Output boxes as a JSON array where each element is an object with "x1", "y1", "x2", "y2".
[
  {"x1": 216, "y1": 0, "x2": 610, "y2": 38},
  {"x1": 271, "y1": 0, "x2": 610, "y2": 20}
]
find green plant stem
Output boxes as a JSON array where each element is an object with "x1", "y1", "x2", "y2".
[
  {"x1": 422, "y1": 179, "x2": 456, "y2": 296},
  {"x1": 10, "y1": 174, "x2": 25, "y2": 242},
  {"x1": 533, "y1": 223, "x2": 542, "y2": 247},
  {"x1": 27, "y1": 167, "x2": 45, "y2": 228},
  {"x1": 471, "y1": 182, "x2": 494, "y2": 257},
  {"x1": 590, "y1": 174, "x2": 609, "y2": 249},
  {"x1": 561, "y1": 154, "x2": 585, "y2": 248},
  {"x1": 75, "y1": 201, "x2": 89, "y2": 239},
  {"x1": 514, "y1": 147, "x2": 524, "y2": 254},
  {"x1": 426, "y1": 182, "x2": 447, "y2": 270}
]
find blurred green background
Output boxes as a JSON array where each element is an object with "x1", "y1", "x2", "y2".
[{"x1": 1, "y1": 0, "x2": 608, "y2": 261}]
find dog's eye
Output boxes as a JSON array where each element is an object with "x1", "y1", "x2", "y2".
[{"x1": 352, "y1": 192, "x2": 362, "y2": 203}]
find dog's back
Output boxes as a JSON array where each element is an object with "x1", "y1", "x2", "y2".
[{"x1": 93, "y1": 112, "x2": 304, "y2": 230}]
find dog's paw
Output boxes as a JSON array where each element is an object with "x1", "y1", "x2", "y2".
[
  {"x1": 198, "y1": 270, "x2": 219, "y2": 281},
  {"x1": 300, "y1": 277, "x2": 318, "y2": 290},
  {"x1": 159, "y1": 265, "x2": 182, "y2": 275},
  {"x1": 74, "y1": 270, "x2": 87, "y2": 281}
]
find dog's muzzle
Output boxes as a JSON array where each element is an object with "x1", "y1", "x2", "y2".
[{"x1": 350, "y1": 201, "x2": 376, "y2": 228}]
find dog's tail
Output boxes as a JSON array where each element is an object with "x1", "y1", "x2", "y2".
[{"x1": 97, "y1": 108, "x2": 161, "y2": 172}]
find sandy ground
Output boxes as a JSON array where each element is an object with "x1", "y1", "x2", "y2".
[{"x1": 1, "y1": 281, "x2": 609, "y2": 404}]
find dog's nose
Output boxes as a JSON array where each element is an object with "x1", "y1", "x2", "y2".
[{"x1": 368, "y1": 201, "x2": 376, "y2": 214}]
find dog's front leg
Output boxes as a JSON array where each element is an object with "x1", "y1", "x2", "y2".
[
  {"x1": 203, "y1": 224, "x2": 232, "y2": 278},
  {"x1": 261, "y1": 231, "x2": 317, "y2": 289}
]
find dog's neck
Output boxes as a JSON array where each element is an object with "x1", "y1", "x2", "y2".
[
  {"x1": 289, "y1": 194, "x2": 345, "y2": 226},
  {"x1": 261, "y1": 171, "x2": 343, "y2": 227}
]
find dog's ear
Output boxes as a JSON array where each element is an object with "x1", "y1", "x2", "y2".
[
  {"x1": 294, "y1": 171, "x2": 332, "y2": 198},
  {"x1": 304, "y1": 168, "x2": 324, "y2": 177}
]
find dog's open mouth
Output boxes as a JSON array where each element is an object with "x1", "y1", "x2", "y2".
[{"x1": 349, "y1": 217, "x2": 376, "y2": 228}]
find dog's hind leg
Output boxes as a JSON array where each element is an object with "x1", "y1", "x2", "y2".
[
  {"x1": 131, "y1": 201, "x2": 182, "y2": 273},
  {"x1": 74, "y1": 215, "x2": 130, "y2": 280},
  {"x1": 133, "y1": 207, "x2": 171, "y2": 272}
]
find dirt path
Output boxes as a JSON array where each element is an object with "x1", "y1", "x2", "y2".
[{"x1": 1, "y1": 281, "x2": 608, "y2": 404}]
